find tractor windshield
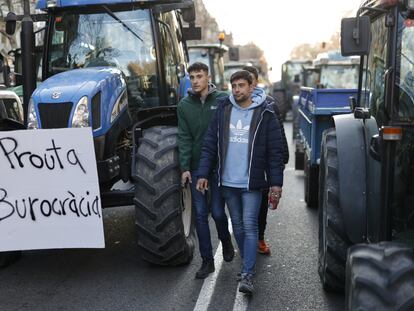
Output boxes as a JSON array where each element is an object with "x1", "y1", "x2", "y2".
[
  {"x1": 284, "y1": 63, "x2": 303, "y2": 83},
  {"x1": 319, "y1": 65, "x2": 359, "y2": 89},
  {"x1": 188, "y1": 48, "x2": 210, "y2": 66},
  {"x1": 397, "y1": 21, "x2": 414, "y2": 120},
  {"x1": 47, "y1": 9, "x2": 159, "y2": 107}
]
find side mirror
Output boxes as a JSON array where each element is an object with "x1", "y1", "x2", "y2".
[
  {"x1": 5, "y1": 12, "x2": 17, "y2": 35},
  {"x1": 182, "y1": 24, "x2": 202, "y2": 41},
  {"x1": 341, "y1": 16, "x2": 371, "y2": 56},
  {"x1": 228, "y1": 47, "x2": 239, "y2": 61},
  {"x1": 181, "y1": 5, "x2": 196, "y2": 24}
]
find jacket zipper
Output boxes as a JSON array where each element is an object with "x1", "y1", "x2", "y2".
[
  {"x1": 217, "y1": 114, "x2": 221, "y2": 186},
  {"x1": 247, "y1": 108, "x2": 271, "y2": 190}
]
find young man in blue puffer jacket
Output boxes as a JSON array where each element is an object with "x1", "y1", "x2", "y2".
[{"x1": 196, "y1": 70, "x2": 285, "y2": 295}]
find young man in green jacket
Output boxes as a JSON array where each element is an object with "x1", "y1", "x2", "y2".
[{"x1": 178, "y1": 62, "x2": 234, "y2": 279}]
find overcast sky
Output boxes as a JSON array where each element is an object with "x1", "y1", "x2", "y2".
[{"x1": 203, "y1": 0, "x2": 363, "y2": 81}]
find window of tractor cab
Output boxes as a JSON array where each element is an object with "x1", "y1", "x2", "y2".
[
  {"x1": 393, "y1": 15, "x2": 414, "y2": 243},
  {"x1": 360, "y1": 14, "x2": 387, "y2": 125},
  {"x1": 158, "y1": 11, "x2": 186, "y2": 105},
  {"x1": 396, "y1": 16, "x2": 414, "y2": 120},
  {"x1": 319, "y1": 64, "x2": 359, "y2": 89},
  {"x1": 47, "y1": 9, "x2": 160, "y2": 108},
  {"x1": 213, "y1": 52, "x2": 224, "y2": 89},
  {"x1": 0, "y1": 98, "x2": 23, "y2": 122}
]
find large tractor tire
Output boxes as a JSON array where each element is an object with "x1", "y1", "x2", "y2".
[
  {"x1": 318, "y1": 128, "x2": 352, "y2": 292},
  {"x1": 346, "y1": 242, "x2": 414, "y2": 310},
  {"x1": 304, "y1": 152, "x2": 319, "y2": 208},
  {"x1": 134, "y1": 126, "x2": 195, "y2": 266}
]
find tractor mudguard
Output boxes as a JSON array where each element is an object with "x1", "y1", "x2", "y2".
[{"x1": 333, "y1": 114, "x2": 379, "y2": 244}]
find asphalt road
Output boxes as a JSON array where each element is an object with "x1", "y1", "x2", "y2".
[{"x1": 0, "y1": 121, "x2": 344, "y2": 311}]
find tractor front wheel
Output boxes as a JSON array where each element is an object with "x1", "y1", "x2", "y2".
[{"x1": 134, "y1": 126, "x2": 195, "y2": 266}]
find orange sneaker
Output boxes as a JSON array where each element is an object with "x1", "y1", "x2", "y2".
[{"x1": 258, "y1": 240, "x2": 271, "y2": 255}]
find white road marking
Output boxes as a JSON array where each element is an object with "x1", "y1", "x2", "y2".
[
  {"x1": 193, "y1": 243, "x2": 224, "y2": 311},
  {"x1": 193, "y1": 222, "x2": 248, "y2": 311},
  {"x1": 232, "y1": 289, "x2": 249, "y2": 311}
]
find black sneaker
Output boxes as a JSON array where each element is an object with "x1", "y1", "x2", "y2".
[
  {"x1": 239, "y1": 274, "x2": 254, "y2": 295},
  {"x1": 222, "y1": 238, "x2": 235, "y2": 262},
  {"x1": 236, "y1": 272, "x2": 241, "y2": 281},
  {"x1": 195, "y1": 259, "x2": 215, "y2": 279}
]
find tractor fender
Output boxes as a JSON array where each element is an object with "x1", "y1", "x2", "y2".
[{"x1": 333, "y1": 114, "x2": 379, "y2": 244}]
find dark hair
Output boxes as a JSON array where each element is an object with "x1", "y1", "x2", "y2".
[
  {"x1": 230, "y1": 70, "x2": 253, "y2": 85},
  {"x1": 188, "y1": 62, "x2": 209, "y2": 74},
  {"x1": 242, "y1": 66, "x2": 259, "y2": 80}
]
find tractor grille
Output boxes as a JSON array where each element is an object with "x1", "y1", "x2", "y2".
[
  {"x1": 38, "y1": 102, "x2": 73, "y2": 129},
  {"x1": 92, "y1": 92, "x2": 101, "y2": 130}
]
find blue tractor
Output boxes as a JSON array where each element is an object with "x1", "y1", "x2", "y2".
[
  {"x1": 2, "y1": 0, "x2": 201, "y2": 266},
  {"x1": 318, "y1": 1, "x2": 414, "y2": 308},
  {"x1": 294, "y1": 51, "x2": 360, "y2": 207}
]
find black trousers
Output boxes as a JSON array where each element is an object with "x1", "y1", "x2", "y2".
[{"x1": 258, "y1": 189, "x2": 269, "y2": 240}]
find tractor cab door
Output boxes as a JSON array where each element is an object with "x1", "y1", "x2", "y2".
[
  {"x1": 156, "y1": 10, "x2": 186, "y2": 105},
  {"x1": 359, "y1": 12, "x2": 414, "y2": 244}
]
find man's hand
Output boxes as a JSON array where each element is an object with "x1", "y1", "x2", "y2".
[
  {"x1": 270, "y1": 186, "x2": 282, "y2": 198},
  {"x1": 196, "y1": 178, "x2": 209, "y2": 194},
  {"x1": 268, "y1": 186, "x2": 282, "y2": 210},
  {"x1": 181, "y1": 171, "x2": 192, "y2": 187}
]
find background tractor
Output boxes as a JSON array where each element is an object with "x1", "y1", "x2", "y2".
[{"x1": 187, "y1": 43, "x2": 228, "y2": 91}]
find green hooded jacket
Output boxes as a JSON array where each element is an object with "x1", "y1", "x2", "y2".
[{"x1": 178, "y1": 84, "x2": 228, "y2": 172}]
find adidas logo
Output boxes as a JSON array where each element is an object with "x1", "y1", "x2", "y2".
[{"x1": 230, "y1": 120, "x2": 250, "y2": 136}]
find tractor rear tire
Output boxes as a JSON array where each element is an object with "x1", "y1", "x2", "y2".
[
  {"x1": 0, "y1": 251, "x2": 21, "y2": 268},
  {"x1": 304, "y1": 152, "x2": 319, "y2": 208},
  {"x1": 134, "y1": 126, "x2": 195, "y2": 266},
  {"x1": 346, "y1": 242, "x2": 414, "y2": 310},
  {"x1": 318, "y1": 128, "x2": 351, "y2": 292}
]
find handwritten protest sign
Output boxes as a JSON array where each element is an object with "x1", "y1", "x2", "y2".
[{"x1": 0, "y1": 128, "x2": 105, "y2": 251}]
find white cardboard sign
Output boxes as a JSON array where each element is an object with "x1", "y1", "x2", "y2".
[{"x1": 0, "y1": 128, "x2": 105, "y2": 251}]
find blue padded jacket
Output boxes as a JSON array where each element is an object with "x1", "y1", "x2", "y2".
[{"x1": 197, "y1": 96, "x2": 284, "y2": 190}]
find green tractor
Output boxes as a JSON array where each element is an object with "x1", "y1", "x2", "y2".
[{"x1": 318, "y1": 1, "x2": 414, "y2": 309}]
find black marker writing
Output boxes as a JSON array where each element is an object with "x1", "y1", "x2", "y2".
[
  {"x1": 0, "y1": 188, "x2": 101, "y2": 222},
  {"x1": 0, "y1": 137, "x2": 86, "y2": 173}
]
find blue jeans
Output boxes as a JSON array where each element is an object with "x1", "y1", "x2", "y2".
[
  {"x1": 191, "y1": 171, "x2": 230, "y2": 260},
  {"x1": 221, "y1": 186, "x2": 261, "y2": 275}
]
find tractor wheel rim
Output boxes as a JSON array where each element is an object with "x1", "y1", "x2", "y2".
[{"x1": 181, "y1": 185, "x2": 192, "y2": 237}]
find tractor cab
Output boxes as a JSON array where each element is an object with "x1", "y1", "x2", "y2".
[
  {"x1": 312, "y1": 50, "x2": 359, "y2": 89},
  {"x1": 187, "y1": 43, "x2": 228, "y2": 90}
]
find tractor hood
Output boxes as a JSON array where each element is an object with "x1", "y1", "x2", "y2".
[
  {"x1": 33, "y1": 67, "x2": 125, "y2": 104},
  {"x1": 31, "y1": 67, "x2": 127, "y2": 137}
]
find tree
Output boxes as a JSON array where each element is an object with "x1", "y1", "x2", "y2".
[{"x1": 290, "y1": 32, "x2": 340, "y2": 60}]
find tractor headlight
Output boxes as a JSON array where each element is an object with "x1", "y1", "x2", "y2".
[
  {"x1": 72, "y1": 96, "x2": 90, "y2": 128},
  {"x1": 27, "y1": 98, "x2": 38, "y2": 129},
  {"x1": 111, "y1": 91, "x2": 128, "y2": 123}
]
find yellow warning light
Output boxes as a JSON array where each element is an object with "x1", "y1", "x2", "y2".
[{"x1": 218, "y1": 32, "x2": 225, "y2": 42}]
